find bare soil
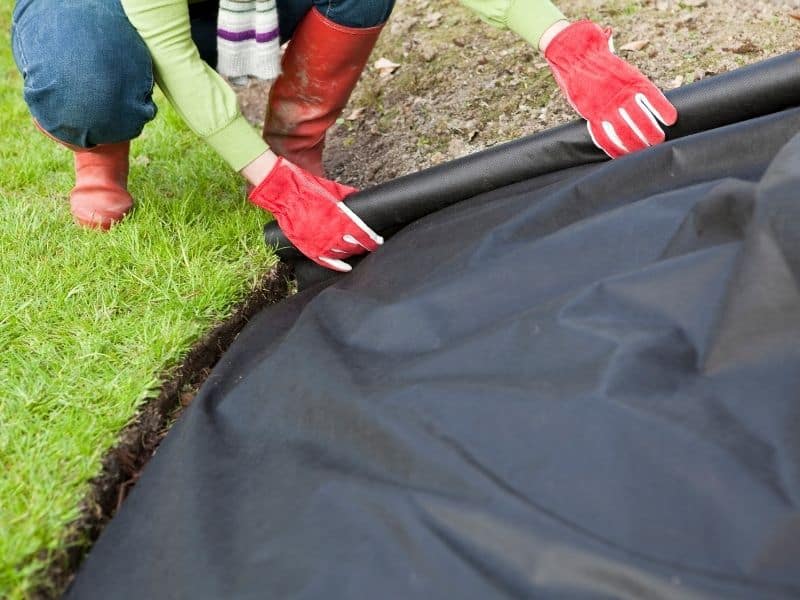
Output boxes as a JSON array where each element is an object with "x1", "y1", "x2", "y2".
[{"x1": 238, "y1": 0, "x2": 800, "y2": 188}]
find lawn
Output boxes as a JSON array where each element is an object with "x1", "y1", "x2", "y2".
[{"x1": 0, "y1": 5, "x2": 277, "y2": 597}]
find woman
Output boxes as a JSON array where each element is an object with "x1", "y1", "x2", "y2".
[{"x1": 10, "y1": 0, "x2": 676, "y2": 272}]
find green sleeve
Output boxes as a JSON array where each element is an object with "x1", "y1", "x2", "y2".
[
  {"x1": 120, "y1": 0, "x2": 267, "y2": 171},
  {"x1": 458, "y1": 0, "x2": 566, "y2": 48}
]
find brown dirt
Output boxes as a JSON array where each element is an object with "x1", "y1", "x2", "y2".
[
  {"x1": 237, "y1": 0, "x2": 799, "y2": 188},
  {"x1": 34, "y1": 264, "x2": 291, "y2": 599}
]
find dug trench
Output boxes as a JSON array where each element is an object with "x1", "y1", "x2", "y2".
[{"x1": 31, "y1": 263, "x2": 293, "y2": 599}]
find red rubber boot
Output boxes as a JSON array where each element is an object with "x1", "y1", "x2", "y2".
[
  {"x1": 263, "y1": 8, "x2": 384, "y2": 177},
  {"x1": 70, "y1": 142, "x2": 133, "y2": 230},
  {"x1": 34, "y1": 120, "x2": 133, "y2": 229}
]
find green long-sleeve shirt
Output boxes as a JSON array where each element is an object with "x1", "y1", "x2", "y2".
[{"x1": 120, "y1": 0, "x2": 565, "y2": 172}]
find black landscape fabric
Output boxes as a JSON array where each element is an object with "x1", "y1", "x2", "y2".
[
  {"x1": 68, "y1": 92, "x2": 800, "y2": 598},
  {"x1": 264, "y1": 52, "x2": 800, "y2": 272}
]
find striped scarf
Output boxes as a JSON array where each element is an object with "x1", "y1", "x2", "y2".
[{"x1": 217, "y1": 0, "x2": 281, "y2": 80}]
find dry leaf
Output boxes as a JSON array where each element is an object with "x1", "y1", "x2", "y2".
[
  {"x1": 425, "y1": 11, "x2": 443, "y2": 27},
  {"x1": 346, "y1": 108, "x2": 366, "y2": 121},
  {"x1": 429, "y1": 151, "x2": 446, "y2": 164},
  {"x1": 789, "y1": 11, "x2": 800, "y2": 21},
  {"x1": 619, "y1": 39, "x2": 650, "y2": 52},
  {"x1": 373, "y1": 57, "x2": 400, "y2": 69},
  {"x1": 723, "y1": 39, "x2": 760, "y2": 54},
  {"x1": 373, "y1": 57, "x2": 401, "y2": 78}
]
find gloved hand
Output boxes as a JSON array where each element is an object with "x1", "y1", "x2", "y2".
[
  {"x1": 249, "y1": 157, "x2": 383, "y2": 272},
  {"x1": 544, "y1": 20, "x2": 677, "y2": 158}
]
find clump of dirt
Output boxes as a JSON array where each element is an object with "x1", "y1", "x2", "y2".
[{"x1": 237, "y1": 0, "x2": 799, "y2": 188}]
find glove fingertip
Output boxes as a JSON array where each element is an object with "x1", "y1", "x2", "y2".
[
  {"x1": 590, "y1": 121, "x2": 627, "y2": 158},
  {"x1": 637, "y1": 91, "x2": 678, "y2": 127},
  {"x1": 318, "y1": 256, "x2": 353, "y2": 272},
  {"x1": 362, "y1": 232, "x2": 384, "y2": 249},
  {"x1": 656, "y1": 99, "x2": 678, "y2": 126}
]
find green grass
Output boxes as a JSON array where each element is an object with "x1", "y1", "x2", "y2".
[{"x1": 0, "y1": 6, "x2": 277, "y2": 597}]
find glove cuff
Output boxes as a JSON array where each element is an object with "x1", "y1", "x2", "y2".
[
  {"x1": 247, "y1": 156, "x2": 288, "y2": 214},
  {"x1": 543, "y1": 20, "x2": 611, "y2": 70}
]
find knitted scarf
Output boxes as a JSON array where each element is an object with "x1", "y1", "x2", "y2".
[{"x1": 216, "y1": 0, "x2": 281, "y2": 80}]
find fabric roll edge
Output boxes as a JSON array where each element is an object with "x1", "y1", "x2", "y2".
[{"x1": 264, "y1": 52, "x2": 800, "y2": 271}]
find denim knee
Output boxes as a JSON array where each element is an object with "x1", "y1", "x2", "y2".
[
  {"x1": 12, "y1": 0, "x2": 157, "y2": 147},
  {"x1": 316, "y1": 0, "x2": 396, "y2": 29}
]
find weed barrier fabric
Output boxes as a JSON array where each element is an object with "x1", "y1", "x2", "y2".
[
  {"x1": 68, "y1": 102, "x2": 800, "y2": 598},
  {"x1": 264, "y1": 52, "x2": 800, "y2": 286}
]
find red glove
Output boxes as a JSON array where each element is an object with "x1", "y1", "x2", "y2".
[
  {"x1": 544, "y1": 20, "x2": 678, "y2": 159},
  {"x1": 249, "y1": 158, "x2": 383, "y2": 272}
]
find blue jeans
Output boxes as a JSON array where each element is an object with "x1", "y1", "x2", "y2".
[
  {"x1": 11, "y1": 0, "x2": 394, "y2": 148},
  {"x1": 276, "y1": 0, "x2": 395, "y2": 40}
]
